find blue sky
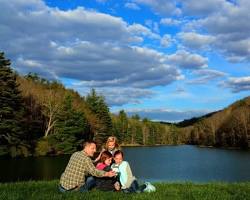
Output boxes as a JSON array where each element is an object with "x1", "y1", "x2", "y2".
[{"x1": 0, "y1": 0, "x2": 249, "y2": 121}]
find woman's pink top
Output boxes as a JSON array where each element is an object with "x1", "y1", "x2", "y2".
[{"x1": 96, "y1": 163, "x2": 107, "y2": 170}]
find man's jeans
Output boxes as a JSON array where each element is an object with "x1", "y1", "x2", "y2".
[{"x1": 59, "y1": 176, "x2": 96, "y2": 192}]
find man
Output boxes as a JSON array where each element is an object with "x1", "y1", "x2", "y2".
[{"x1": 59, "y1": 140, "x2": 116, "y2": 192}]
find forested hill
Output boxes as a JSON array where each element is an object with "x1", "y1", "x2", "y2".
[
  {"x1": 1, "y1": 52, "x2": 249, "y2": 158},
  {"x1": 179, "y1": 96, "x2": 250, "y2": 148},
  {"x1": 0, "y1": 52, "x2": 184, "y2": 158}
]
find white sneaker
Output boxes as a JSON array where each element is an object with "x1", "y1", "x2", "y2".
[{"x1": 143, "y1": 182, "x2": 156, "y2": 193}]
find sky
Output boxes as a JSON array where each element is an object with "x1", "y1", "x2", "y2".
[{"x1": 0, "y1": 0, "x2": 249, "y2": 122}]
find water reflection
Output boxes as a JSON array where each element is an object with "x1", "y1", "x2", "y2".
[{"x1": 0, "y1": 145, "x2": 250, "y2": 183}]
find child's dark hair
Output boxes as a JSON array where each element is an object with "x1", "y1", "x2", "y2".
[
  {"x1": 113, "y1": 150, "x2": 123, "y2": 158},
  {"x1": 100, "y1": 150, "x2": 112, "y2": 163}
]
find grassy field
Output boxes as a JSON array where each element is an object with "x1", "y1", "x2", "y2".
[{"x1": 0, "y1": 180, "x2": 249, "y2": 200}]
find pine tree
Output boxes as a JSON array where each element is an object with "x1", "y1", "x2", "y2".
[
  {"x1": 86, "y1": 89, "x2": 112, "y2": 146},
  {"x1": 50, "y1": 95, "x2": 88, "y2": 154},
  {"x1": 0, "y1": 52, "x2": 26, "y2": 157}
]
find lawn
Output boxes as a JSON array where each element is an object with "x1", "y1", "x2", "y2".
[{"x1": 0, "y1": 180, "x2": 249, "y2": 200}]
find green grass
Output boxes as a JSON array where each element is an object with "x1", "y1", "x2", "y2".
[{"x1": 0, "y1": 180, "x2": 249, "y2": 200}]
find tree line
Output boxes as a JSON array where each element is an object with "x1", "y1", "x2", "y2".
[
  {"x1": 0, "y1": 52, "x2": 249, "y2": 157},
  {"x1": 0, "y1": 52, "x2": 186, "y2": 157}
]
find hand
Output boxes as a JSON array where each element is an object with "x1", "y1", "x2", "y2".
[{"x1": 104, "y1": 171, "x2": 116, "y2": 177}]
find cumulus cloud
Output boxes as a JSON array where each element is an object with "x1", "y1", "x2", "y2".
[
  {"x1": 221, "y1": 76, "x2": 250, "y2": 93},
  {"x1": 0, "y1": 0, "x2": 181, "y2": 90},
  {"x1": 166, "y1": 50, "x2": 208, "y2": 69},
  {"x1": 187, "y1": 69, "x2": 227, "y2": 84},
  {"x1": 160, "y1": 34, "x2": 173, "y2": 47},
  {"x1": 133, "y1": 0, "x2": 181, "y2": 16},
  {"x1": 72, "y1": 86, "x2": 155, "y2": 106},
  {"x1": 138, "y1": 0, "x2": 250, "y2": 62},
  {"x1": 183, "y1": 0, "x2": 250, "y2": 61},
  {"x1": 125, "y1": 2, "x2": 140, "y2": 10},
  {"x1": 123, "y1": 108, "x2": 210, "y2": 122},
  {"x1": 180, "y1": 0, "x2": 229, "y2": 16},
  {"x1": 178, "y1": 32, "x2": 215, "y2": 50},
  {"x1": 160, "y1": 18, "x2": 182, "y2": 26},
  {"x1": 127, "y1": 23, "x2": 160, "y2": 40}
]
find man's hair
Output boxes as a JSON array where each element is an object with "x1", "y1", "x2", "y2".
[
  {"x1": 113, "y1": 150, "x2": 123, "y2": 158},
  {"x1": 83, "y1": 140, "x2": 96, "y2": 149},
  {"x1": 100, "y1": 150, "x2": 112, "y2": 163}
]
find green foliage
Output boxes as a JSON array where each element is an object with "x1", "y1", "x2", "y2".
[
  {"x1": 0, "y1": 52, "x2": 28, "y2": 157},
  {"x1": 1, "y1": 51, "x2": 249, "y2": 158},
  {"x1": 35, "y1": 139, "x2": 51, "y2": 156},
  {"x1": 86, "y1": 89, "x2": 112, "y2": 146},
  {"x1": 49, "y1": 95, "x2": 88, "y2": 154}
]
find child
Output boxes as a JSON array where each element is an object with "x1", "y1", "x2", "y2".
[
  {"x1": 95, "y1": 136, "x2": 121, "y2": 162},
  {"x1": 95, "y1": 151, "x2": 120, "y2": 191},
  {"x1": 111, "y1": 150, "x2": 154, "y2": 193}
]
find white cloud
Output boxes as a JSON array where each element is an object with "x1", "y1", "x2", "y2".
[
  {"x1": 178, "y1": 32, "x2": 215, "y2": 50},
  {"x1": 222, "y1": 76, "x2": 250, "y2": 93},
  {"x1": 160, "y1": 18, "x2": 182, "y2": 26},
  {"x1": 187, "y1": 69, "x2": 227, "y2": 84},
  {"x1": 0, "y1": 0, "x2": 181, "y2": 93},
  {"x1": 123, "y1": 108, "x2": 210, "y2": 122},
  {"x1": 181, "y1": 0, "x2": 229, "y2": 16},
  {"x1": 183, "y1": 0, "x2": 250, "y2": 61},
  {"x1": 160, "y1": 34, "x2": 172, "y2": 47},
  {"x1": 125, "y1": 2, "x2": 140, "y2": 10},
  {"x1": 133, "y1": 0, "x2": 181, "y2": 16},
  {"x1": 166, "y1": 50, "x2": 208, "y2": 69},
  {"x1": 127, "y1": 23, "x2": 161, "y2": 40}
]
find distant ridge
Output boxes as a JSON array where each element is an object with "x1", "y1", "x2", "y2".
[{"x1": 179, "y1": 96, "x2": 250, "y2": 149}]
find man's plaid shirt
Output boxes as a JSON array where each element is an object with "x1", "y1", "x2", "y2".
[{"x1": 60, "y1": 151, "x2": 105, "y2": 190}]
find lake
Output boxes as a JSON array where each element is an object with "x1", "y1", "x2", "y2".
[{"x1": 0, "y1": 145, "x2": 250, "y2": 183}]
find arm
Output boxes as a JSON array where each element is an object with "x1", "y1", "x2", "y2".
[
  {"x1": 119, "y1": 161, "x2": 135, "y2": 189},
  {"x1": 86, "y1": 157, "x2": 105, "y2": 177},
  {"x1": 86, "y1": 157, "x2": 116, "y2": 178},
  {"x1": 94, "y1": 148, "x2": 105, "y2": 163},
  {"x1": 119, "y1": 162, "x2": 129, "y2": 188}
]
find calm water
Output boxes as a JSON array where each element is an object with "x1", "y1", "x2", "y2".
[{"x1": 0, "y1": 145, "x2": 250, "y2": 183}]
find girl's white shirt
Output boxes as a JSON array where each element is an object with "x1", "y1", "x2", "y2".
[{"x1": 111, "y1": 161, "x2": 136, "y2": 189}]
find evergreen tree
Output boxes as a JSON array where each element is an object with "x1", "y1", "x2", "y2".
[
  {"x1": 118, "y1": 110, "x2": 129, "y2": 143},
  {"x1": 49, "y1": 95, "x2": 88, "y2": 154},
  {"x1": 0, "y1": 52, "x2": 26, "y2": 157},
  {"x1": 86, "y1": 89, "x2": 112, "y2": 146}
]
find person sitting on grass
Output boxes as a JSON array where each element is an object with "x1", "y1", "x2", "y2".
[
  {"x1": 111, "y1": 150, "x2": 156, "y2": 193},
  {"x1": 59, "y1": 140, "x2": 116, "y2": 192},
  {"x1": 94, "y1": 136, "x2": 121, "y2": 163},
  {"x1": 95, "y1": 150, "x2": 120, "y2": 191}
]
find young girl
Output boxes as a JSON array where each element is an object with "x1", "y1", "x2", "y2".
[
  {"x1": 111, "y1": 150, "x2": 155, "y2": 193},
  {"x1": 95, "y1": 136, "x2": 121, "y2": 162},
  {"x1": 95, "y1": 151, "x2": 120, "y2": 191}
]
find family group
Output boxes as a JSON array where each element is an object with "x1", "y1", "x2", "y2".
[{"x1": 59, "y1": 136, "x2": 155, "y2": 193}]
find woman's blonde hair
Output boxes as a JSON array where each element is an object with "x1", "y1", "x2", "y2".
[{"x1": 105, "y1": 136, "x2": 120, "y2": 150}]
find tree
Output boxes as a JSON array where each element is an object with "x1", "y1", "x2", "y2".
[
  {"x1": 49, "y1": 94, "x2": 88, "y2": 154},
  {"x1": 118, "y1": 110, "x2": 129, "y2": 143},
  {"x1": 0, "y1": 52, "x2": 27, "y2": 156},
  {"x1": 86, "y1": 89, "x2": 112, "y2": 146}
]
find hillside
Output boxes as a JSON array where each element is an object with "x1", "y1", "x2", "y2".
[
  {"x1": 180, "y1": 96, "x2": 250, "y2": 149},
  {"x1": 1, "y1": 51, "x2": 182, "y2": 157}
]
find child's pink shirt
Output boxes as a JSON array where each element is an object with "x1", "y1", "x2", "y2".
[{"x1": 96, "y1": 163, "x2": 107, "y2": 170}]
